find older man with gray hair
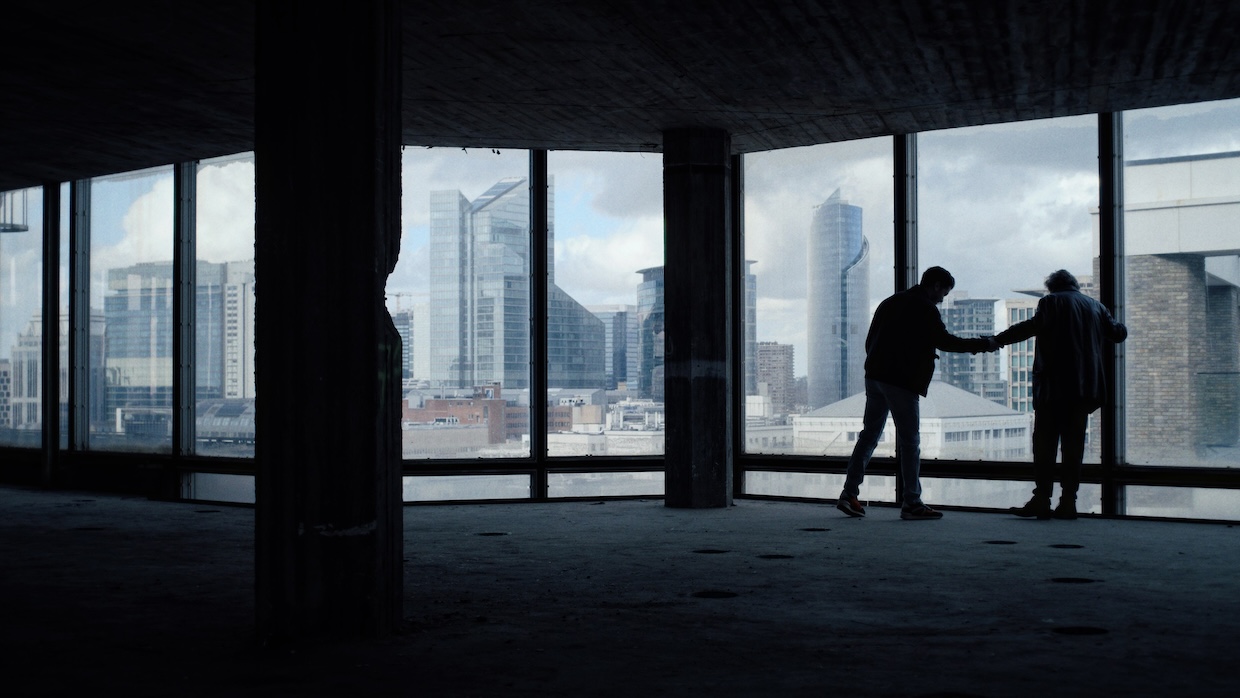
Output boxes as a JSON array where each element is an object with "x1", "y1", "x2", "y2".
[{"x1": 992, "y1": 269, "x2": 1128, "y2": 520}]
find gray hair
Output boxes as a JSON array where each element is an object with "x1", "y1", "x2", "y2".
[{"x1": 1045, "y1": 269, "x2": 1080, "y2": 292}]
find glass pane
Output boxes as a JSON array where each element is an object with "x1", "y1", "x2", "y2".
[
  {"x1": 743, "y1": 471, "x2": 896, "y2": 503},
  {"x1": 547, "y1": 151, "x2": 664, "y2": 457},
  {"x1": 920, "y1": 115, "x2": 1099, "y2": 470},
  {"x1": 391, "y1": 148, "x2": 532, "y2": 459},
  {"x1": 1125, "y1": 486, "x2": 1240, "y2": 520},
  {"x1": 743, "y1": 138, "x2": 895, "y2": 455},
  {"x1": 182, "y1": 472, "x2": 255, "y2": 504},
  {"x1": 90, "y1": 166, "x2": 175, "y2": 452},
  {"x1": 195, "y1": 153, "x2": 256, "y2": 458},
  {"x1": 921, "y1": 477, "x2": 1101, "y2": 514},
  {"x1": 1122, "y1": 97, "x2": 1240, "y2": 467},
  {"x1": 548, "y1": 471, "x2": 663, "y2": 498},
  {"x1": 402, "y1": 474, "x2": 530, "y2": 502},
  {"x1": 0, "y1": 186, "x2": 43, "y2": 447}
]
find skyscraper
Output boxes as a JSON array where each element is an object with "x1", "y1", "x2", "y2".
[
  {"x1": 98, "y1": 259, "x2": 253, "y2": 439},
  {"x1": 589, "y1": 304, "x2": 638, "y2": 390},
  {"x1": 429, "y1": 176, "x2": 603, "y2": 391},
  {"x1": 940, "y1": 295, "x2": 1006, "y2": 405},
  {"x1": 806, "y1": 189, "x2": 868, "y2": 409},
  {"x1": 636, "y1": 266, "x2": 664, "y2": 400},
  {"x1": 743, "y1": 260, "x2": 758, "y2": 396}
]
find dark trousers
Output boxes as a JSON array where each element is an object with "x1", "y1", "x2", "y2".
[{"x1": 1031, "y1": 403, "x2": 1094, "y2": 500}]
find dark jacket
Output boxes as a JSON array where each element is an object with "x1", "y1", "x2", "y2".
[
  {"x1": 864, "y1": 285, "x2": 990, "y2": 396},
  {"x1": 994, "y1": 289, "x2": 1127, "y2": 411}
]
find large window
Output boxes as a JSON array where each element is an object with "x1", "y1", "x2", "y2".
[
  {"x1": 0, "y1": 186, "x2": 43, "y2": 447},
  {"x1": 89, "y1": 166, "x2": 175, "y2": 452},
  {"x1": 546, "y1": 151, "x2": 664, "y2": 459},
  {"x1": 1123, "y1": 98, "x2": 1240, "y2": 476},
  {"x1": 919, "y1": 116, "x2": 1100, "y2": 508},
  {"x1": 194, "y1": 153, "x2": 256, "y2": 457},
  {"x1": 391, "y1": 148, "x2": 532, "y2": 460},
  {"x1": 741, "y1": 139, "x2": 895, "y2": 497}
]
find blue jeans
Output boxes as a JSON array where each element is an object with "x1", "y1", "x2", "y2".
[{"x1": 843, "y1": 379, "x2": 923, "y2": 507}]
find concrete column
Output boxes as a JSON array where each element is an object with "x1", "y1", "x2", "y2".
[
  {"x1": 663, "y1": 128, "x2": 734, "y2": 508},
  {"x1": 254, "y1": 0, "x2": 403, "y2": 640}
]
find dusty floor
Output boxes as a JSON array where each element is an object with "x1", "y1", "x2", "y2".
[{"x1": 2, "y1": 485, "x2": 1238, "y2": 697}]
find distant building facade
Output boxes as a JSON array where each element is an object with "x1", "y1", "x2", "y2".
[
  {"x1": 756, "y1": 341, "x2": 795, "y2": 416},
  {"x1": 429, "y1": 177, "x2": 603, "y2": 391},
  {"x1": 636, "y1": 266, "x2": 664, "y2": 400},
  {"x1": 589, "y1": 304, "x2": 638, "y2": 390},
  {"x1": 939, "y1": 295, "x2": 1006, "y2": 405},
  {"x1": 807, "y1": 189, "x2": 868, "y2": 409}
]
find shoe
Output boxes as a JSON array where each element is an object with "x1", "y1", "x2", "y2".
[
  {"x1": 1010, "y1": 497, "x2": 1052, "y2": 520},
  {"x1": 836, "y1": 493, "x2": 866, "y2": 518},
  {"x1": 1053, "y1": 499, "x2": 1078, "y2": 520},
  {"x1": 900, "y1": 503, "x2": 943, "y2": 520}
]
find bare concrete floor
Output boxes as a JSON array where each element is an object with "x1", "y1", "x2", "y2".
[{"x1": 2, "y1": 484, "x2": 1239, "y2": 697}]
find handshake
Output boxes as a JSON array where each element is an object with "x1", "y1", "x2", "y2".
[{"x1": 972, "y1": 336, "x2": 1002, "y2": 354}]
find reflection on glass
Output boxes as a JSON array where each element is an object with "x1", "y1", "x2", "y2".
[
  {"x1": 742, "y1": 139, "x2": 895, "y2": 456},
  {"x1": 744, "y1": 471, "x2": 896, "y2": 503},
  {"x1": 547, "y1": 152, "x2": 664, "y2": 457},
  {"x1": 1122, "y1": 98, "x2": 1240, "y2": 472},
  {"x1": 922, "y1": 477, "x2": 1101, "y2": 514},
  {"x1": 89, "y1": 166, "x2": 174, "y2": 452},
  {"x1": 195, "y1": 153, "x2": 256, "y2": 458},
  {"x1": 0, "y1": 186, "x2": 43, "y2": 447},
  {"x1": 1125, "y1": 486, "x2": 1240, "y2": 520},
  {"x1": 547, "y1": 471, "x2": 662, "y2": 498},
  {"x1": 402, "y1": 474, "x2": 530, "y2": 502},
  {"x1": 391, "y1": 149, "x2": 532, "y2": 459},
  {"x1": 183, "y1": 472, "x2": 255, "y2": 504},
  {"x1": 920, "y1": 116, "x2": 1098, "y2": 467}
]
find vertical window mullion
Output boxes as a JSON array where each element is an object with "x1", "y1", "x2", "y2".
[
  {"x1": 1098, "y1": 113, "x2": 1126, "y2": 515},
  {"x1": 894, "y1": 133, "x2": 918, "y2": 293},
  {"x1": 68, "y1": 180, "x2": 90, "y2": 452},
  {"x1": 173, "y1": 161, "x2": 197, "y2": 459},
  {"x1": 530, "y1": 150, "x2": 548, "y2": 496},
  {"x1": 41, "y1": 182, "x2": 61, "y2": 484}
]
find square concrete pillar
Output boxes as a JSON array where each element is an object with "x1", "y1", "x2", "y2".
[
  {"x1": 663, "y1": 128, "x2": 734, "y2": 508},
  {"x1": 254, "y1": 0, "x2": 403, "y2": 640}
]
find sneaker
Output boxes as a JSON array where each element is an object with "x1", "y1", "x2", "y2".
[
  {"x1": 836, "y1": 493, "x2": 866, "y2": 518},
  {"x1": 1010, "y1": 497, "x2": 1052, "y2": 520},
  {"x1": 1053, "y1": 499, "x2": 1078, "y2": 520},
  {"x1": 900, "y1": 503, "x2": 943, "y2": 520}
]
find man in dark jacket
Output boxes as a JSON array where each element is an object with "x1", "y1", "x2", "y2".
[
  {"x1": 836, "y1": 266, "x2": 992, "y2": 520},
  {"x1": 994, "y1": 269, "x2": 1128, "y2": 520}
]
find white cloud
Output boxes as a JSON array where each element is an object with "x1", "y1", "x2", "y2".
[{"x1": 554, "y1": 215, "x2": 663, "y2": 306}]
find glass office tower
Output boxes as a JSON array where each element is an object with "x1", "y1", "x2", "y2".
[{"x1": 806, "y1": 189, "x2": 868, "y2": 409}]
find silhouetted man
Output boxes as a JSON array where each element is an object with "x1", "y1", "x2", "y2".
[
  {"x1": 994, "y1": 269, "x2": 1127, "y2": 520},
  {"x1": 836, "y1": 266, "x2": 991, "y2": 520}
]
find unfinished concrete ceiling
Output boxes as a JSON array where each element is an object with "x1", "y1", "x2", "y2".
[{"x1": 3, "y1": 0, "x2": 1239, "y2": 190}]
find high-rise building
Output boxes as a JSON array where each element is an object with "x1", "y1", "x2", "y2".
[
  {"x1": 429, "y1": 176, "x2": 603, "y2": 390},
  {"x1": 756, "y1": 341, "x2": 795, "y2": 415},
  {"x1": 940, "y1": 295, "x2": 1007, "y2": 405},
  {"x1": 391, "y1": 309, "x2": 414, "y2": 381},
  {"x1": 104, "y1": 259, "x2": 254, "y2": 433},
  {"x1": 0, "y1": 358, "x2": 10, "y2": 428},
  {"x1": 807, "y1": 189, "x2": 868, "y2": 409},
  {"x1": 636, "y1": 266, "x2": 664, "y2": 400},
  {"x1": 743, "y1": 260, "x2": 758, "y2": 396},
  {"x1": 589, "y1": 304, "x2": 638, "y2": 390},
  {"x1": 1002, "y1": 297, "x2": 1039, "y2": 413}
]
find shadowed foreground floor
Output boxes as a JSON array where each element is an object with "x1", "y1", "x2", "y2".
[{"x1": 2, "y1": 485, "x2": 1238, "y2": 697}]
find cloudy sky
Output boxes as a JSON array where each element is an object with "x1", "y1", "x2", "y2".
[{"x1": 3, "y1": 99, "x2": 1239, "y2": 377}]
